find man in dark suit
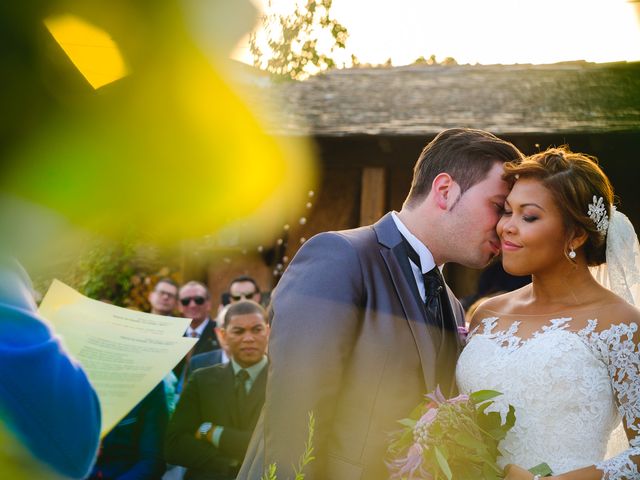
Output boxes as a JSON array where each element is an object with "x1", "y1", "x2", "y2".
[
  {"x1": 173, "y1": 281, "x2": 222, "y2": 391},
  {"x1": 238, "y1": 128, "x2": 524, "y2": 480},
  {"x1": 165, "y1": 300, "x2": 269, "y2": 480}
]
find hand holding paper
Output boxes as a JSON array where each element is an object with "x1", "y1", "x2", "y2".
[{"x1": 38, "y1": 280, "x2": 197, "y2": 437}]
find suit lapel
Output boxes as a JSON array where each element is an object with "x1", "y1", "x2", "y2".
[
  {"x1": 195, "y1": 322, "x2": 216, "y2": 354},
  {"x1": 219, "y1": 363, "x2": 241, "y2": 427},
  {"x1": 244, "y1": 366, "x2": 268, "y2": 424},
  {"x1": 375, "y1": 213, "x2": 442, "y2": 390}
]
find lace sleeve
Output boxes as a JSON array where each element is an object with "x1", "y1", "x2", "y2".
[{"x1": 594, "y1": 322, "x2": 640, "y2": 479}]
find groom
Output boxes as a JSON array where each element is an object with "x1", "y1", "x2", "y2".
[{"x1": 238, "y1": 128, "x2": 524, "y2": 480}]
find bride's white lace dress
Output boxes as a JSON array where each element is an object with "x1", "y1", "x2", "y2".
[{"x1": 456, "y1": 312, "x2": 640, "y2": 478}]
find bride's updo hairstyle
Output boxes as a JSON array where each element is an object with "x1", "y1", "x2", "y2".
[{"x1": 503, "y1": 146, "x2": 614, "y2": 266}]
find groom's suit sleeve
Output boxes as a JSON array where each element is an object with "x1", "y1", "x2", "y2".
[{"x1": 263, "y1": 231, "x2": 364, "y2": 479}]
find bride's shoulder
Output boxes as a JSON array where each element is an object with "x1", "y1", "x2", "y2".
[
  {"x1": 467, "y1": 286, "x2": 529, "y2": 330},
  {"x1": 590, "y1": 294, "x2": 640, "y2": 335}
]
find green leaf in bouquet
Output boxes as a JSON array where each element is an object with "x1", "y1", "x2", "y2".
[
  {"x1": 434, "y1": 446, "x2": 453, "y2": 480},
  {"x1": 453, "y1": 432, "x2": 487, "y2": 453},
  {"x1": 482, "y1": 462, "x2": 502, "y2": 480},
  {"x1": 529, "y1": 463, "x2": 553, "y2": 477},
  {"x1": 505, "y1": 404, "x2": 516, "y2": 430},
  {"x1": 470, "y1": 390, "x2": 503, "y2": 405},
  {"x1": 478, "y1": 411, "x2": 503, "y2": 433},
  {"x1": 387, "y1": 427, "x2": 414, "y2": 454},
  {"x1": 408, "y1": 401, "x2": 429, "y2": 420},
  {"x1": 489, "y1": 427, "x2": 510, "y2": 441},
  {"x1": 455, "y1": 462, "x2": 483, "y2": 480},
  {"x1": 476, "y1": 401, "x2": 492, "y2": 416},
  {"x1": 397, "y1": 418, "x2": 416, "y2": 428},
  {"x1": 463, "y1": 453, "x2": 490, "y2": 464}
]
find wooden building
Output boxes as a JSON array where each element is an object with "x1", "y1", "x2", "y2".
[{"x1": 199, "y1": 61, "x2": 640, "y2": 303}]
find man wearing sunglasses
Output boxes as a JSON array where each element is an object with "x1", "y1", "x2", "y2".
[
  {"x1": 228, "y1": 276, "x2": 261, "y2": 304},
  {"x1": 173, "y1": 281, "x2": 222, "y2": 391}
]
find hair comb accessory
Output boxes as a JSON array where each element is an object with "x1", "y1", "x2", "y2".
[{"x1": 587, "y1": 196, "x2": 609, "y2": 235}]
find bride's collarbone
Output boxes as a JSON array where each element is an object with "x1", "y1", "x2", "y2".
[
  {"x1": 475, "y1": 298, "x2": 640, "y2": 337},
  {"x1": 480, "y1": 281, "x2": 622, "y2": 314},
  {"x1": 488, "y1": 288, "x2": 624, "y2": 318}
]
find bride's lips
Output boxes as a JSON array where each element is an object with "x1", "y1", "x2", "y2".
[{"x1": 501, "y1": 240, "x2": 522, "y2": 252}]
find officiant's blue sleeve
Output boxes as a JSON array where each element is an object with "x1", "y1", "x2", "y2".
[{"x1": 0, "y1": 260, "x2": 101, "y2": 478}]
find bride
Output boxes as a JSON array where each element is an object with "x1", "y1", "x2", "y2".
[{"x1": 456, "y1": 147, "x2": 640, "y2": 480}]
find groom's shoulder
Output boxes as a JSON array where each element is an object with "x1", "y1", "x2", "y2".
[{"x1": 309, "y1": 225, "x2": 376, "y2": 250}]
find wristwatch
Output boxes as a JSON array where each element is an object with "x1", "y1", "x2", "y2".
[{"x1": 198, "y1": 422, "x2": 213, "y2": 440}]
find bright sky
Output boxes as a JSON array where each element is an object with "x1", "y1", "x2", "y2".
[{"x1": 237, "y1": 0, "x2": 640, "y2": 66}]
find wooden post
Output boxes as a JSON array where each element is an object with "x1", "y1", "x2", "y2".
[{"x1": 359, "y1": 167, "x2": 386, "y2": 226}]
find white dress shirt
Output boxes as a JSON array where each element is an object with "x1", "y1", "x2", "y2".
[
  {"x1": 391, "y1": 211, "x2": 441, "y2": 302},
  {"x1": 185, "y1": 317, "x2": 210, "y2": 338}
]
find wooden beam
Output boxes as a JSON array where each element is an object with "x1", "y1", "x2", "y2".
[{"x1": 359, "y1": 167, "x2": 386, "y2": 226}]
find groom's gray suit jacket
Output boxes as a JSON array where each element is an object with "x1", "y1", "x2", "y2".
[{"x1": 238, "y1": 213, "x2": 465, "y2": 480}]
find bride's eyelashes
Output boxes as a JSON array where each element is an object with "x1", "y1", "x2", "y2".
[{"x1": 500, "y1": 209, "x2": 538, "y2": 222}]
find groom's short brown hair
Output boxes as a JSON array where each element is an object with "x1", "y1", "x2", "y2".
[{"x1": 404, "y1": 128, "x2": 523, "y2": 208}]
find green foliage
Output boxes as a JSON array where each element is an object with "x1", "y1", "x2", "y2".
[
  {"x1": 529, "y1": 463, "x2": 553, "y2": 477},
  {"x1": 261, "y1": 411, "x2": 315, "y2": 480},
  {"x1": 411, "y1": 54, "x2": 458, "y2": 66},
  {"x1": 45, "y1": 238, "x2": 138, "y2": 306},
  {"x1": 249, "y1": 0, "x2": 349, "y2": 80},
  {"x1": 37, "y1": 237, "x2": 181, "y2": 309},
  {"x1": 293, "y1": 411, "x2": 315, "y2": 479},
  {"x1": 261, "y1": 463, "x2": 277, "y2": 480}
]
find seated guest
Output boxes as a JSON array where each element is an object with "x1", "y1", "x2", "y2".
[
  {"x1": 0, "y1": 258, "x2": 101, "y2": 479},
  {"x1": 165, "y1": 301, "x2": 269, "y2": 480},
  {"x1": 87, "y1": 382, "x2": 169, "y2": 480}
]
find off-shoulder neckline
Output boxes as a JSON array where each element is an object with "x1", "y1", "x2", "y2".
[{"x1": 479, "y1": 302, "x2": 625, "y2": 318}]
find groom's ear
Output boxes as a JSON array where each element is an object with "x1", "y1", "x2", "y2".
[{"x1": 431, "y1": 173, "x2": 460, "y2": 210}]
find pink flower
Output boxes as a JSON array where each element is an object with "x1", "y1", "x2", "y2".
[
  {"x1": 418, "y1": 408, "x2": 437, "y2": 427},
  {"x1": 447, "y1": 394, "x2": 470, "y2": 405},
  {"x1": 425, "y1": 385, "x2": 446, "y2": 405},
  {"x1": 425, "y1": 385, "x2": 469, "y2": 406},
  {"x1": 388, "y1": 443, "x2": 432, "y2": 480},
  {"x1": 458, "y1": 325, "x2": 469, "y2": 344}
]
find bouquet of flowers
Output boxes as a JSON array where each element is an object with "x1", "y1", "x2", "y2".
[{"x1": 387, "y1": 387, "x2": 551, "y2": 480}]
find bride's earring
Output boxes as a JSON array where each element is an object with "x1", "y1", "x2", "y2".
[{"x1": 568, "y1": 247, "x2": 577, "y2": 259}]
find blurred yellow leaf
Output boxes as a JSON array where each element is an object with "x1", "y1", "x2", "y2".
[{"x1": 44, "y1": 14, "x2": 128, "y2": 89}]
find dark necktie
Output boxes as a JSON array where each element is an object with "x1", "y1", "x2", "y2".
[
  {"x1": 235, "y1": 369, "x2": 250, "y2": 405},
  {"x1": 423, "y1": 266, "x2": 447, "y2": 332},
  {"x1": 403, "y1": 237, "x2": 458, "y2": 366},
  {"x1": 403, "y1": 237, "x2": 448, "y2": 325}
]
